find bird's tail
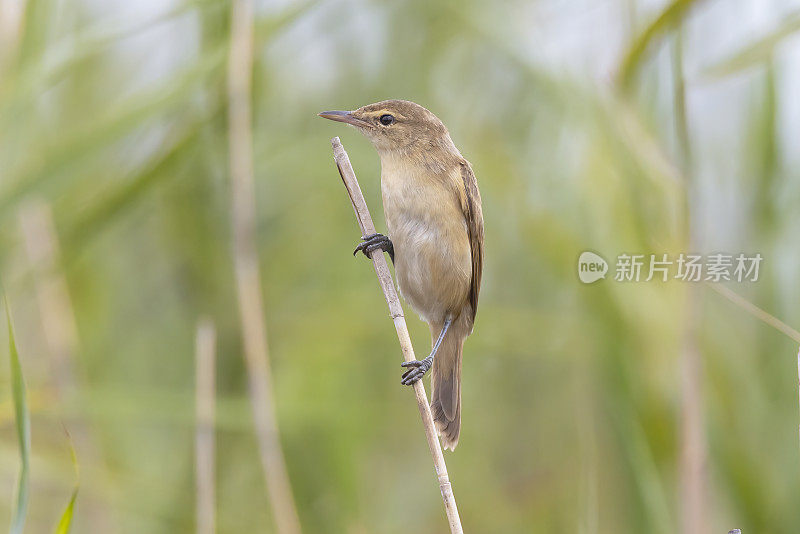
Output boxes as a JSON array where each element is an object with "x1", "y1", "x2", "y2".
[{"x1": 429, "y1": 323, "x2": 464, "y2": 451}]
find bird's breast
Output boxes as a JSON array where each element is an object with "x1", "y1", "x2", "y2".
[{"x1": 380, "y1": 162, "x2": 471, "y2": 323}]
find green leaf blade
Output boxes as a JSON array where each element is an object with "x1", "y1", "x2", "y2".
[
  {"x1": 54, "y1": 427, "x2": 80, "y2": 534},
  {"x1": 700, "y1": 11, "x2": 800, "y2": 80},
  {"x1": 54, "y1": 489, "x2": 78, "y2": 534},
  {"x1": 616, "y1": 0, "x2": 707, "y2": 91},
  {"x1": 6, "y1": 300, "x2": 31, "y2": 534}
]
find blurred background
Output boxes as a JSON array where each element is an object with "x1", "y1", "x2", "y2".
[{"x1": 1, "y1": 0, "x2": 800, "y2": 532}]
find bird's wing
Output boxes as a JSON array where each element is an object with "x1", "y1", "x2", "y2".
[{"x1": 458, "y1": 161, "x2": 484, "y2": 324}]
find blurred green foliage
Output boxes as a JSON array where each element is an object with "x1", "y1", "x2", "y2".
[{"x1": 1, "y1": 0, "x2": 799, "y2": 533}]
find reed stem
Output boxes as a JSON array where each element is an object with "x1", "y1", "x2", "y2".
[{"x1": 330, "y1": 137, "x2": 463, "y2": 534}]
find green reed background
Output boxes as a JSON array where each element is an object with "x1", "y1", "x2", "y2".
[{"x1": 1, "y1": 0, "x2": 799, "y2": 532}]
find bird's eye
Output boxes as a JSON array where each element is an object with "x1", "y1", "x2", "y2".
[{"x1": 379, "y1": 114, "x2": 394, "y2": 126}]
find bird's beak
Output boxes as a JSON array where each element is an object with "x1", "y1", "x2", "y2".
[{"x1": 318, "y1": 110, "x2": 372, "y2": 128}]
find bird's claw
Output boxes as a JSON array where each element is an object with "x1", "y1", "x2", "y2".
[
  {"x1": 400, "y1": 356, "x2": 432, "y2": 385},
  {"x1": 353, "y1": 233, "x2": 394, "y2": 262}
]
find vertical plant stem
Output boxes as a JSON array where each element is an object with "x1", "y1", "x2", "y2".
[
  {"x1": 0, "y1": 0, "x2": 25, "y2": 69},
  {"x1": 195, "y1": 319, "x2": 216, "y2": 534},
  {"x1": 576, "y1": 377, "x2": 598, "y2": 534},
  {"x1": 227, "y1": 2, "x2": 302, "y2": 533},
  {"x1": 18, "y1": 201, "x2": 79, "y2": 391},
  {"x1": 18, "y1": 199, "x2": 117, "y2": 533},
  {"x1": 678, "y1": 295, "x2": 706, "y2": 534},
  {"x1": 673, "y1": 30, "x2": 708, "y2": 534},
  {"x1": 330, "y1": 137, "x2": 464, "y2": 534}
]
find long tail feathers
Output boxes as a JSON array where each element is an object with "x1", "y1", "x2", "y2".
[{"x1": 430, "y1": 326, "x2": 464, "y2": 451}]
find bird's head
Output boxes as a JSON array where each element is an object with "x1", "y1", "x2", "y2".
[{"x1": 319, "y1": 99, "x2": 448, "y2": 153}]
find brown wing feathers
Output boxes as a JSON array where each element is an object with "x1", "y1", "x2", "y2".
[{"x1": 459, "y1": 161, "x2": 484, "y2": 325}]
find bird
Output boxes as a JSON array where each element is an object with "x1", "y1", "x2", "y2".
[{"x1": 319, "y1": 100, "x2": 483, "y2": 450}]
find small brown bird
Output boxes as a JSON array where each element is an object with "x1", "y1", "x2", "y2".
[{"x1": 319, "y1": 100, "x2": 483, "y2": 450}]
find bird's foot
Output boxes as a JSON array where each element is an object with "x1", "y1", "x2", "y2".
[
  {"x1": 353, "y1": 233, "x2": 394, "y2": 262},
  {"x1": 400, "y1": 356, "x2": 433, "y2": 385}
]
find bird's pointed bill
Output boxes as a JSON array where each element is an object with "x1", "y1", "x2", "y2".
[{"x1": 318, "y1": 110, "x2": 371, "y2": 128}]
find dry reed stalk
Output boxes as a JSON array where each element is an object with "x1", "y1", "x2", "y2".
[
  {"x1": 18, "y1": 201, "x2": 79, "y2": 390},
  {"x1": 705, "y1": 277, "x2": 800, "y2": 471},
  {"x1": 330, "y1": 137, "x2": 464, "y2": 534},
  {"x1": 227, "y1": 2, "x2": 302, "y2": 533},
  {"x1": 195, "y1": 319, "x2": 216, "y2": 534},
  {"x1": 18, "y1": 200, "x2": 118, "y2": 533},
  {"x1": 706, "y1": 283, "x2": 800, "y2": 344},
  {"x1": 679, "y1": 294, "x2": 707, "y2": 534},
  {"x1": 673, "y1": 32, "x2": 708, "y2": 534},
  {"x1": 0, "y1": 0, "x2": 24, "y2": 68}
]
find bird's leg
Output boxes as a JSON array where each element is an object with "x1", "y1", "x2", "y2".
[
  {"x1": 401, "y1": 316, "x2": 452, "y2": 385},
  {"x1": 353, "y1": 233, "x2": 394, "y2": 263}
]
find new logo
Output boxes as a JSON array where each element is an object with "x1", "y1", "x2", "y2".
[{"x1": 578, "y1": 251, "x2": 608, "y2": 284}]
